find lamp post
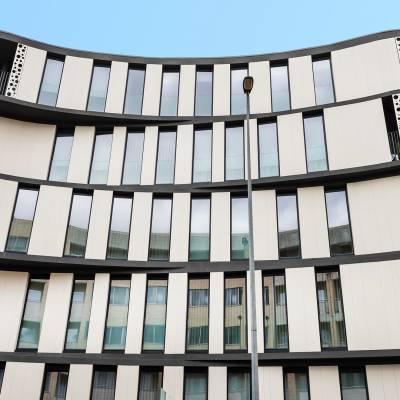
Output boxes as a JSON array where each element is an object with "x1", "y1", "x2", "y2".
[{"x1": 243, "y1": 75, "x2": 259, "y2": 400}]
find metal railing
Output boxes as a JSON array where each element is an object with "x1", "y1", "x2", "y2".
[
  {"x1": 0, "y1": 69, "x2": 9, "y2": 96},
  {"x1": 388, "y1": 130, "x2": 400, "y2": 160}
]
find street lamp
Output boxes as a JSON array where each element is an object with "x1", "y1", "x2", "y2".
[{"x1": 243, "y1": 75, "x2": 259, "y2": 400}]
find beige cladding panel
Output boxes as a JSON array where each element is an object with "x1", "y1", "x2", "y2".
[
  {"x1": 324, "y1": 99, "x2": 391, "y2": 170},
  {"x1": 105, "y1": 61, "x2": 128, "y2": 113},
  {"x1": 208, "y1": 367, "x2": 227, "y2": 400},
  {"x1": 169, "y1": 193, "x2": 190, "y2": 262},
  {"x1": 289, "y1": 56, "x2": 316, "y2": 109},
  {"x1": 108, "y1": 126, "x2": 127, "y2": 185},
  {"x1": 0, "y1": 117, "x2": 55, "y2": 179},
  {"x1": 178, "y1": 64, "x2": 196, "y2": 116},
  {"x1": 0, "y1": 179, "x2": 17, "y2": 252},
  {"x1": 209, "y1": 272, "x2": 224, "y2": 354},
  {"x1": 245, "y1": 118, "x2": 259, "y2": 179},
  {"x1": 65, "y1": 364, "x2": 93, "y2": 400},
  {"x1": 212, "y1": 121, "x2": 225, "y2": 182},
  {"x1": 115, "y1": 365, "x2": 139, "y2": 400},
  {"x1": 249, "y1": 61, "x2": 271, "y2": 114},
  {"x1": 174, "y1": 124, "x2": 193, "y2": 184},
  {"x1": 142, "y1": 64, "x2": 162, "y2": 115},
  {"x1": 140, "y1": 126, "x2": 158, "y2": 185},
  {"x1": 210, "y1": 192, "x2": 230, "y2": 261},
  {"x1": 28, "y1": 185, "x2": 72, "y2": 257},
  {"x1": 163, "y1": 367, "x2": 184, "y2": 400},
  {"x1": 366, "y1": 365, "x2": 400, "y2": 400},
  {"x1": 258, "y1": 366, "x2": 284, "y2": 400},
  {"x1": 309, "y1": 366, "x2": 341, "y2": 400},
  {"x1": 213, "y1": 64, "x2": 230, "y2": 116}
]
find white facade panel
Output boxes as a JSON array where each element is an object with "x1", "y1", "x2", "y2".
[
  {"x1": 163, "y1": 367, "x2": 184, "y2": 400},
  {"x1": 105, "y1": 61, "x2": 128, "y2": 113},
  {"x1": 210, "y1": 192, "x2": 230, "y2": 261},
  {"x1": 178, "y1": 64, "x2": 196, "y2": 116},
  {"x1": 249, "y1": 61, "x2": 271, "y2": 114},
  {"x1": 65, "y1": 364, "x2": 93, "y2": 400},
  {"x1": 213, "y1": 64, "x2": 230, "y2": 116},
  {"x1": 169, "y1": 193, "x2": 190, "y2": 262},
  {"x1": 309, "y1": 366, "x2": 341, "y2": 400},
  {"x1": 208, "y1": 367, "x2": 227, "y2": 400},
  {"x1": 289, "y1": 55, "x2": 316, "y2": 109},
  {"x1": 108, "y1": 126, "x2": 127, "y2": 185},
  {"x1": 115, "y1": 365, "x2": 139, "y2": 400},
  {"x1": 212, "y1": 121, "x2": 225, "y2": 182},
  {"x1": 140, "y1": 126, "x2": 158, "y2": 185},
  {"x1": 367, "y1": 365, "x2": 400, "y2": 400},
  {"x1": 258, "y1": 366, "x2": 284, "y2": 400},
  {"x1": 142, "y1": 64, "x2": 162, "y2": 115},
  {"x1": 174, "y1": 124, "x2": 193, "y2": 184},
  {"x1": 209, "y1": 272, "x2": 224, "y2": 354}
]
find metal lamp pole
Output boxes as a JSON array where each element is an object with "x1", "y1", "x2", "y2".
[{"x1": 243, "y1": 76, "x2": 259, "y2": 400}]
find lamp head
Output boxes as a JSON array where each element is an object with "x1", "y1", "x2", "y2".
[{"x1": 243, "y1": 76, "x2": 254, "y2": 93}]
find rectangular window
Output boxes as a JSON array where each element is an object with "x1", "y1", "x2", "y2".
[
  {"x1": 106, "y1": 196, "x2": 132, "y2": 260},
  {"x1": 224, "y1": 276, "x2": 247, "y2": 351},
  {"x1": 271, "y1": 62, "x2": 290, "y2": 112},
  {"x1": 340, "y1": 368, "x2": 369, "y2": 400},
  {"x1": 325, "y1": 190, "x2": 353, "y2": 255},
  {"x1": 122, "y1": 131, "x2": 145, "y2": 185},
  {"x1": 189, "y1": 197, "x2": 210, "y2": 261},
  {"x1": 277, "y1": 193, "x2": 301, "y2": 258},
  {"x1": 38, "y1": 56, "x2": 64, "y2": 106},
  {"x1": 186, "y1": 277, "x2": 209, "y2": 351},
  {"x1": 225, "y1": 125, "x2": 244, "y2": 181},
  {"x1": 6, "y1": 188, "x2": 38, "y2": 253},
  {"x1": 284, "y1": 369, "x2": 310, "y2": 400},
  {"x1": 138, "y1": 369, "x2": 163, "y2": 400},
  {"x1": 258, "y1": 120, "x2": 279, "y2": 178},
  {"x1": 41, "y1": 369, "x2": 68, "y2": 400},
  {"x1": 160, "y1": 68, "x2": 180, "y2": 116},
  {"x1": 48, "y1": 129, "x2": 74, "y2": 182},
  {"x1": 184, "y1": 370, "x2": 208, "y2": 400},
  {"x1": 155, "y1": 130, "x2": 176, "y2": 184},
  {"x1": 263, "y1": 274, "x2": 288, "y2": 350},
  {"x1": 18, "y1": 278, "x2": 48, "y2": 349},
  {"x1": 227, "y1": 371, "x2": 250, "y2": 400},
  {"x1": 143, "y1": 278, "x2": 168, "y2": 351},
  {"x1": 0, "y1": 364, "x2": 4, "y2": 391},
  {"x1": 104, "y1": 279, "x2": 130, "y2": 350},
  {"x1": 303, "y1": 114, "x2": 328, "y2": 172},
  {"x1": 195, "y1": 68, "x2": 213, "y2": 116},
  {"x1": 89, "y1": 131, "x2": 113, "y2": 184},
  {"x1": 316, "y1": 270, "x2": 347, "y2": 349},
  {"x1": 231, "y1": 66, "x2": 247, "y2": 115},
  {"x1": 231, "y1": 197, "x2": 249, "y2": 260},
  {"x1": 192, "y1": 127, "x2": 212, "y2": 183},
  {"x1": 124, "y1": 66, "x2": 145, "y2": 115},
  {"x1": 91, "y1": 369, "x2": 116, "y2": 400},
  {"x1": 148, "y1": 198, "x2": 172, "y2": 261},
  {"x1": 64, "y1": 193, "x2": 92, "y2": 257},
  {"x1": 65, "y1": 279, "x2": 94, "y2": 351},
  {"x1": 312, "y1": 56, "x2": 335, "y2": 105},
  {"x1": 87, "y1": 64, "x2": 111, "y2": 112}
]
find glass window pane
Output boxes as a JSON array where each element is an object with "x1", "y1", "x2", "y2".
[
  {"x1": 64, "y1": 194, "x2": 92, "y2": 257},
  {"x1": 193, "y1": 128, "x2": 212, "y2": 183},
  {"x1": 189, "y1": 198, "x2": 210, "y2": 261},
  {"x1": 160, "y1": 71, "x2": 179, "y2": 116},
  {"x1": 184, "y1": 371, "x2": 208, "y2": 400},
  {"x1": 271, "y1": 65, "x2": 290, "y2": 112},
  {"x1": 143, "y1": 279, "x2": 168, "y2": 351},
  {"x1": 155, "y1": 130, "x2": 176, "y2": 184},
  {"x1": 89, "y1": 133, "x2": 113, "y2": 184},
  {"x1": 106, "y1": 197, "x2": 132, "y2": 260},
  {"x1": 49, "y1": 131, "x2": 74, "y2": 182},
  {"x1": 138, "y1": 370, "x2": 163, "y2": 400},
  {"x1": 195, "y1": 70, "x2": 212, "y2": 116},
  {"x1": 304, "y1": 115, "x2": 328, "y2": 172},
  {"x1": 91, "y1": 370, "x2": 116, "y2": 400},
  {"x1": 340, "y1": 369, "x2": 368, "y2": 400},
  {"x1": 258, "y1": 122, "x2": 279, "y2": 178},
  {"x1": 38, "y1": 58, "x2": 64, "y2": 106},
  {"x1": 122, "y1": 132, "x2": 144, "y2": 185},
  {"x1": 284, "y1": 371, "x2": 310, "y2": 400},
  {"x1": 41, "y1": 370, "x2": 69, "y2": 400},
  {"x1": 228, "y1": 372, "x2": 250, "y2": 400},
  {"x1": 313, "y1": 58, "x2": 335, "y2": 105},
  {"x1": 124, "y1": 67, "x2": 145, "y2": 115},
  {"x1": 277, "y1": 194, "x2": 301, "y2": 258},
  {"x1": 231, "y1": 197, "x2": 249, "y2": 260},
  {"x1": 6, "y1": 188, "x2": 38, "y2": 253},
  {"x1": 325, "y1": 190, "x2": 353, "y2": 255},
  {"x1": 65, "y1": 280, "x2": 94, "y2": 350},
  {"x1": 226, "y1": 125, "x2": 244, "y2": 181},
  {"x1": 231, "y1": 68, "x2": 247, "y2": 115},
  {"x1": 18, "y1": 279, "x2": 48, "y2": 349},
  {"x1": 87, "y1": 65, "x2": 110, "y2": 112},
  {"x1": 149, "y1": 198, "x2": 172, "y2": 261},
  {"x1": 0, "y1": 366, "x2": 4, "y2": 389}
]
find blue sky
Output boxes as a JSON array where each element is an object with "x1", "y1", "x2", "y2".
[{"x1": 0, "y1": 0, "x2": 398, "y2": 57}]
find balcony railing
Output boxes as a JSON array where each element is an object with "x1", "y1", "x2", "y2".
[
  {"x1": 388, "y1": 130, "x2": 400, "y2": 160},
  {"x1": 0, "y1": 69, "x2": 9, "y2": 96}
]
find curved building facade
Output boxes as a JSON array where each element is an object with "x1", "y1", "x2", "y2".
[{"x1": 0, "y1": 30, "x2": 400, "y2": 399}]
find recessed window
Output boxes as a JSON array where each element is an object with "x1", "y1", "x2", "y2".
[
  {"x1": 124, "y1": 66, "x2": 145, "y2": 115},
  {"x1": 138, "y1": 369, "x2": 163, "y2": 400},
  {"x1": 87, "y1": 64, "x2": 111, "y2": 112},
  {"x1": 231, "y1": 197, "x2": 249, "y2": 260},
  {"x1": 90, "y1": 369, "x2": 116, "y2": 400},
  {"x1": 312, "y1": 56, "x2": 335, "y2": 105},
  {"x1": 271, "y1": 62, "x2": 290, "y2": 112},
  {"x1": 225, "y1": 125, "x2": 244, "y2": 181},
  {"x1": 122, "y1": 131, "x2": 145, "y2": 185},
  {"x1": 192, "y1": 127, "x2": 212, "y2": 183},
  {"x1": 160, "y1": 68, "x2": 180, "y2": 116},
  {"x1": 0, "y1": 364, "x2": 4, "y2": 391},
  {"x1": 155, "y1": 130, "x2": 176, "y2": 184},
  {"x1": 340, "y1": 368, "x2": 369, "y2": 400},
  {"x1": 48, "y1": 129, "x2": 74, "y2": 182},
  {"x1": 41, "y1": 368, "x2": 69, "y2": 400},
  {"x1": 89, "y1": 131, "x2": 113, "y2": 184},
  {"x1": 227, "y1": 370, "x2": 250, "y2": 400},
  {"x1": 258, "y1": 120, "x2": 279, "y2": 178},
  {"x1": 303, "y1": 114, "x2": 328, "y2": 172},
  {"x1": 231, "y1": 66, "x2": 248, "y2": 115},
  {"x1": 6, "y1": 188, "x2": 38, "y2": 253},
  {"x1": 38, "y1": 56, "x2": 64, "y2": 106},
  {"x1": 195, "y1": 68, "x2": 213, "y2": 116},
  {"x1": 189, "y1": 197, "x2": 210, "y2": 261},
  {"x1": 284, "y1": 369, "x2": 310, "y2": 400},
  {"x1": 185, "y1": 370, "x2": 208, "y2": 400}
]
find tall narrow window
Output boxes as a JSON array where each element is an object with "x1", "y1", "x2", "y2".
[
  {"x1": 312, "y1": 56, "x2": 335, "y2": 105},
  {"x1": 192, "y1": 127, "x2": 212, "y2": 183},
  {"x1": 6, "y1": 188, "x2": 38, "y2": 253},
  {"x1": 263, "y1": 274, "x2": 288, "y2": 350},
  {"x1": 17, "y1": 278, "x2": 48, "y2": 349},
  {"x1": 65, "y1": 279, "x2": 94, "y2": 351},
  {"x1": 64, "y1": 193, "x2": 92, "y2": 257},
  {"x1": 225, "y1": 125, "x2": 244, "y2": 181},
  {"x1": 185, "y1": 370, "x2": 208, "y2": 400},
  {"x1": 143, "y1": 278, "x2": 168, "y2": 351},
  {"x1": 122, "y1": 131, "x2": 144, "y2": 185},
  {"x1": 155, "y1": 130, "x2": 176, "y2": 184},
  {"x1": 48, "y1": 129, "x2": 74, "y2": 182},
  {"x1": 91, "y1": 369, "x2": 116, "y2": 400},
  {"x1": 189, "y1": 197, "x2": 210, "y2": 261},
  {"x1": 0, "y1": 364, "x2": 4, "y2": 391},
  {"x1": 231, "y1": 66, "x2": 247, "y2": 115},
  {"x1": 258, "y1": 121, "x2": 279, "y2": 178},
  {"x1": 38, "y1": 56, "x2": 64, "y2": 106},
  {"x1": 41, "y1": 368, "x2": 69, "y2": 400},
  {"x1": 271, "y1": 62, "x2": 290, "y2": 112},
  {"x1": 195, "y1": 68, "x2": 213, "y2": 116},
  {"x1": 186, "y1": 277, "x2": 209, "y2": 351},
  {"x1": 277, "y1": 193, "x2": 301, "y2": 258},
  {"x1": 148, "y1": 198, "x2": 172, "y2": 261},
  {"x1": 224, "y1": 276, "x2": 247, "y2": 351},
  {"x1": 303, "y1": 114, "x2": 328, "y2": 172},
  {"x1": 231, "y1": 197, "x2": 249, "y2": 260},
  {"x1": 228, "y1": 371, "x2": 250, "y2": 400},
  {"x1": 104, "y1": 279, "x2": 130, "y2": 350},
  {"x1": 138, "y1": 369, "x2": 163, "y2": 400},
  {"x1": 284, "y1": 370, "x2": 310, "y2": 400},
  {"x1": 316, "y1": 270, "x2": 347, "y2": 349},
  {"x1": 160, "y1": 68, "x2": 180, "y2": 116},
  {"x1": 106, "y1": 196, "x2": 132, "y2": 260},
  {"x1": 87, "y1": 64, "x2": 111, "y2": 112},
  {"x1": 325, "y1": 190, "x2": 353, "y2": 255},
  {"x1": 124, "y1": 66, "x2": 145, "y2": 115},
  {"x1": 340, "y1": 368, "x2": 369, "y2": 400},
  {"x1": 89, "y1": 131, "x2": 113, "y2": 184}
]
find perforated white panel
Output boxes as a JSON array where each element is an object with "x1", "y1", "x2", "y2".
[
  {"x1": 5, "y1": 43, "x2": 27, "y2": 97},
  {"x1": 393, "y1": 94, "x2": 400, "y2": 131},
  {"x1": 396, "y1": 37, "x2": 400, "y2": 62}
]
